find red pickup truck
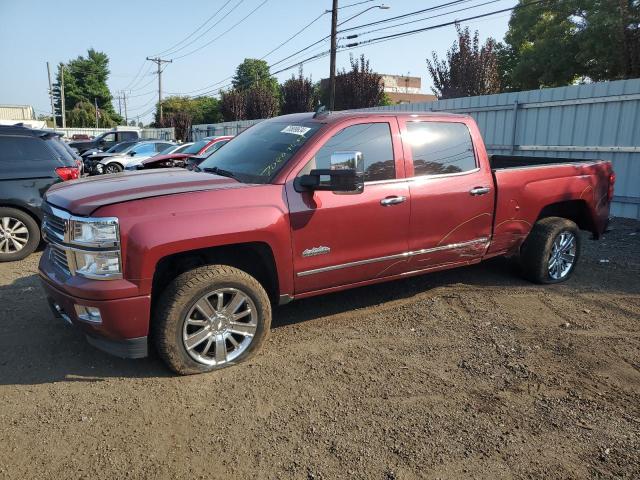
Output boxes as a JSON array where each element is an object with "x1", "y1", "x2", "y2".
[{"x1": 39, "y1": 111, "x2": 614, "y2": 375}]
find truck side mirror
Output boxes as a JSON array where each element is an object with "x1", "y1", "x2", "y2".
[{"x1": 295, "y1": 151, "x2": 364, "y2": 193}]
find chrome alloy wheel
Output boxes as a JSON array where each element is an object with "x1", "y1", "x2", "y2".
[
  {"x1": 182, "y1": 288, "x2": 258, "y2": 366},
  {"x1": 548, "y1": 231, "x2": 577, "y2": 280},
  {"x1": 0, "y1": 217, "x2": 29, "y2": 254}
]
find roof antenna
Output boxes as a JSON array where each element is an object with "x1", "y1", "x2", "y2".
[{"x1": 313, "y1": 104, "x2": 329, "y2": 118}]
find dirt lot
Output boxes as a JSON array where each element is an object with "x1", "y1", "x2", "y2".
[{"x1": 0, "y1": 219, "x2": 639, "y2": 480}]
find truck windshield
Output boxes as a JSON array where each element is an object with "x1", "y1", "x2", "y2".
[{"x1": 197, "y1": 122, "x2": 321, "y2": 184}]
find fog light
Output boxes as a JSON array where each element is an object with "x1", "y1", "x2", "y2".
[{"x1": 74, "y1": 305, "x2": 102, "y2": 323}]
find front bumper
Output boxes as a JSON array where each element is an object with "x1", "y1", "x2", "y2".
[{"x1": 39, "y1": 253, "x2": 151, "y2": 359}]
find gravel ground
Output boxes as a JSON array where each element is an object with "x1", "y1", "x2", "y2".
[{"x1": 0, "y1": 219, "x2": 639, "y2": 479}]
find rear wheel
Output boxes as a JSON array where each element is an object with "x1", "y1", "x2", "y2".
[
  {"x1": 520, "y1": 216, "x2": 580, "y2": 284},
  {"x1": 153, "y1": 265, "x2": 271, "y2": 375},
  {"x1": 0, "y1": 208, "x2": 40, "y2": 262}
]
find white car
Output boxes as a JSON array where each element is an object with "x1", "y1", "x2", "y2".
[
  {"x1": 96, "y1": 141, "x2": 175, "y2": 174},
  {"x1": 124, "y1": 142, "x2": 194, "y2": 171}
]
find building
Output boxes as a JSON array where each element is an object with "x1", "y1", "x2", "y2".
[
  {"x1": 379, "y1": 74, "x2": 436, "y2": 104},
  {"x1": 0, "y1": 104, "x2": 46, "y2": 129}
]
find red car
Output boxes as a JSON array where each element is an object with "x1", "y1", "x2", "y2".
[
  {"x1": 39, "y1": 111, "x2": 614, "y2": 374},
  {"x1": 134, "y1": 136, "x2": 234, "y2": 170}
]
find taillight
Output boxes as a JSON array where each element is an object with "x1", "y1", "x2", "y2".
[
  {"x1": 55, "y1": 166, "x2": 80, "y2": 181},
  {"x1": 608, "y1": 172, "x2": 616, "y2": 202}
]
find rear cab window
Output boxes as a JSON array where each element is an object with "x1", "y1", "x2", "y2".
[
  {"x1": 43, "y1": 137, "x2": 76, "y2": 167},
  {"x1": 404, "y1": 121, "x2": 477, "y2": 176}
]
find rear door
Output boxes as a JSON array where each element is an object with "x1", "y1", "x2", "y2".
[
  {"x1": 286, "y1": 118, "x2": 411, "y2": 294},
  {"x1": 398, "y1": 117, "x2": 495, "y2": 269}
]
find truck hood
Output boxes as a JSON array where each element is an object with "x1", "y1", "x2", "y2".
[{"x1": 45, "y1": 169, "x2": 244, "y2": 216}]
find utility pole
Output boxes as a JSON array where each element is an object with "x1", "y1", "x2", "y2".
[
  {"x1": 329, "y1": 0, "x2": 338, "y2": 111},
  {"x1": 123, "y1": 91, "x2": 128, "y2": 125},
  {"x1": 146, "y1": 56, "x2": 172, "y2": 123},
  {"x1": 117, "y1": 91, "x2": 122, "y2": 117},
  {"x1": 46, "y1": 62, "x2": 56, "y2": 127},
  {"x1": 60, "y1": 65, "x2": 66, "y2": 128},
  {"x1": 94, "y1": 97, "x2": 99, "y2": 128}
]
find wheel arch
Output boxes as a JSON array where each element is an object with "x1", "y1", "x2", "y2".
[
  {"x1": 536, "y1": 199, "x2": 597, "y2": 237},
  {"x1": 151, "y1": 241, "x2": 280, "y2": 309}
]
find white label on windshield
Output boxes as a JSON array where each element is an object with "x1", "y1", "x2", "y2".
[{"x1": 281, "y1": 125, "x2": 311, "y2": 136}]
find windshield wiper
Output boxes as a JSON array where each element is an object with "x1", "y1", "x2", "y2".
[{"x1": 201, "y1": 166, "x2": 241, "y2": 181}]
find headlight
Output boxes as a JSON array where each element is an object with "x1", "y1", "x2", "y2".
[
  {"x1": 72, "y1": 250, "x2": 122, "y2": 279},
  {"x1": 70, "y1": 218, "x2": 119, "y2": 247}
]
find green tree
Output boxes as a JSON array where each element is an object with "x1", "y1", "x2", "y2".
[
  {"x1": 500, "y1": 0, "x2": 639, "y2": 90},
  {"x1": 53, "y1": 49, "x2": 122, "y2": 127},
  {"x1": 426, "y1": 25, "x2": 501, "y2": 99},
  {"x1": 220, "y1": 89, "x2": 247, "y2": 121},
  {"x1": 232, "y1": 58, "x2": 279, "y2": 94},
  {"x1": 155, "y1": 96, "x2": 222, "y2": 125}
]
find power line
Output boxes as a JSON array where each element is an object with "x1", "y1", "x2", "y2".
[
  {"x1": 340, "y1": 0, "x2": 505, "y2": 39},
  {"x1": 260, "y1": 11, "x2": 327, "y2": 60},
  {"x1": 151, "y1": 0, "x2": 234, "y2": 57},
  {"x1": 172, "y1": 0, "x2": 269, "y2": 60}
]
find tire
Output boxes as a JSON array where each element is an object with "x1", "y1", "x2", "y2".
[
  {"x1": 153, "y1": 265, "x2": 272, "y2": 375},
  {"x1": 520, "y1": 216, "x2": 581, "y2": 284},
  {"x1": 104, "y1": 162, "x2": 123, "y2": 174},
  {"x1": 0, "y1": 207, "x2": 40, "y2": 262}
]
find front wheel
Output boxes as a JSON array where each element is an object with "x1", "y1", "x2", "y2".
[
  {"x1": 104, "y1": 162, "x2": 123, "y2": 174},
  {"x1": 520, "y1": 217, "x2": 581, "y2": 284},
  {"x1": 153, "y1": 265, "x2": 271, "y2": 375}
]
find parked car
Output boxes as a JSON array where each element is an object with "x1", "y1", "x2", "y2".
[
  {"x1": 39, "y1": 111, "x2": 614, "y2": 374},
  {"x1": 131, "y1": 137, "x2": 233, "y2": 171},
  {"x1": 71, "y1": 134, "x2": 92, "y2": 141},
  {"x1": 91, "y1": 140, "x2": 175, "y2": 174},
  {"x1": 69, "y1": 127, "x2": 140, "y2": 154},
  {"x1": 124, "y1": 142, "x2": 194, "y2": 171},
  {"x1": 0, "y1": 125, "x2": 80, "y2": 261}
]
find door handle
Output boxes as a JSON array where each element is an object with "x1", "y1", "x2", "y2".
[
  {"x1": 380, "y1": 195, "x2": 407, "y2": 206},
  {"x1": 469, "y1": 187, "x2": 491, "y2": 196}
]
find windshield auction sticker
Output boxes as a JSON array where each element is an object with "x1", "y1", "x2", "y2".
[{"x1": 281, "y1": 125, "x2": 312, "y2": 136}]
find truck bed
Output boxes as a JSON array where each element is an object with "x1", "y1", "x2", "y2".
[{"x1": 489, "y1": 154, "x2": 600, "y2": 170}]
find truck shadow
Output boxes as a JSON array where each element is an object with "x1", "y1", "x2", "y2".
[{"x1": 0, "y1": 247, "x2": 634, "y2": 386}]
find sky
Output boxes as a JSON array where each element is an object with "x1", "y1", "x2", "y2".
[{"x1": 0, "y1": 0, "x2": 516, "y2": 124}]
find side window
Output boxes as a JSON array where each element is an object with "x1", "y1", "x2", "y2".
[
  {"x1": 304, "y1": 123, "x2": 395, "y2": 182},
  {"x1": 133, "y1": 143, "x2": 155, "y2": 155},
  {"x1": 101, "y1": 133, "x2": 116, "y2": 143},
  {"x1": 0, "y1": 135, "x2": 55, "y2": 173},
  {"x1": 155, "y1": 143, "x2": 172, "y2": 152},
  {"x1": 120, "y1": 131, "x2": 137, "y2": 141},
  {"x1": 405, "y1": 122, "x2": 477, "y2": 176}
]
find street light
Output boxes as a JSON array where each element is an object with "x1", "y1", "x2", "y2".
[{"x1": 328, "y1": 3, "x2": 390, "y2": 110}]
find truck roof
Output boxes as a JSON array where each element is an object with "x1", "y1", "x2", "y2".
[{"x1": 271, "y1": 110, "x2": 469, "y2": 125}]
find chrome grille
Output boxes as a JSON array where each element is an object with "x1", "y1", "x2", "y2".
[
  {"x1": 43, "y1": 212, "x2": 66, "y2": 240},
  {"x1": 49, "y1": 244, "x2": 70, "y2": 274}
]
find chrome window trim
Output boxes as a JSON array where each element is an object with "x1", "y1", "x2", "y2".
[
  {"x1": 296, "y1": 237, "x2": 489, "y2": 277},
  {"x1": 408, "y1": 167, "x2": 481, "y2": 181}
]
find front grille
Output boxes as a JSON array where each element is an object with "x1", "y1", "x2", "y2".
[
  {"x1": 43, "y1": 213, "x2": 66, "y2": 239},
  {"x1": 49, "y1": 244, "x2": 70, "y2": 274}
]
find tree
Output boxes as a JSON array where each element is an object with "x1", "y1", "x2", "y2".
[
  {"x1": 281, "y1": 68, "x2": 318, "y2": 114},
  {"x1": 325, "y1": 54, "x2": 386, "y2": 110},
  {"x1": 157, "y1": 112, "x2": 192, "y2": 141},
  {"x1": 500, "y1": 0, "x2": 640, "y2": 90},
  {"x1": 220, "y1": 89, "x2": 247, "y2": 121},
  {"x1": 232, "y1": 58, "x2": 279, "y2": 94},
  {"x1": 53, "y1": 49, "x2": 122, "y2": 127},
  {"x1": 426, "y1": 25, "x2": 501, "y2": 99},
  {"x1": 246, "y1": 84, "x2": 280, "y2": 119},
  {"x1": 154, "y1": 96, "x2": 222, "y2": 126}
]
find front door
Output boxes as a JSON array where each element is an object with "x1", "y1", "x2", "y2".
[
  {"x1": 398, "y1": 117, "x2": 495, "y2": 269},
  {"x1": 285, "y1": 118, "x2": 411, "y2": 294}
]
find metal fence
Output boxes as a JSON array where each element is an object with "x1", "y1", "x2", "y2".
[
  {"x1": 50, "y1": 127, "x2": 176, "y2": 141},
  {"x1": 191, "y1": 120, "x2": 261, "y2": 140},
  {"x1": 191, "y1": 78, "x2": 640, "y2": 219}
]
